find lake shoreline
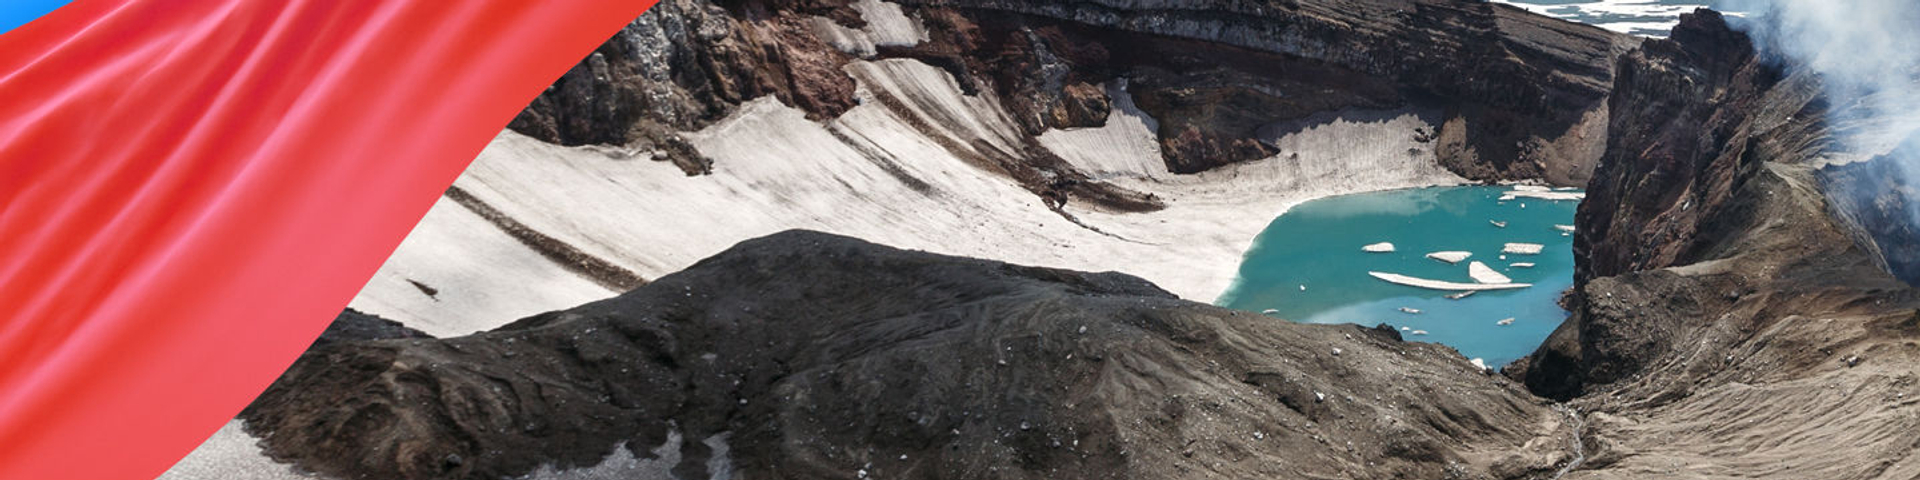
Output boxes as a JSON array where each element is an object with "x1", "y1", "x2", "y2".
[{"x1": 1217, "y1": 186, "x2": 1582, "y2": 366}]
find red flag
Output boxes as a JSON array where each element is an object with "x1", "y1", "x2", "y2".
[{"x1": 0, "y1": 1, "x2": 657, "y2": 478}]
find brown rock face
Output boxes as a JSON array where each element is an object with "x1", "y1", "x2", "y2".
[
  {"x1": 983, "y1": 26, "x2": 1116, "y2": 134},
  {"x1": 1568, "y1": 10, "x2": 1790, "y2": 286},
  {"x1": 1517, "y1": 7, "x2": 1823, "y2": 401},
  {"x1": 244, "y1": 231, "x2": 1578, "y2": 480},
  {"x1": 1050, "y1": 82, "x2": 1110, "y2": 128},
  {"x1": 506, "y1": 0, "x2": 860, "y2": 174},
  {"x1": 889, "y1": 0, "x2": 1633, "y2": 180},
  {"x1": 512, "y1": 0, "x2": 1629, "y2": 184},
  {"x1": 1509, "y1": 11, "x2": 1920, "y2": 478}
]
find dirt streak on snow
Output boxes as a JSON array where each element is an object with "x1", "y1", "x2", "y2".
[{"x1": 351, "y1": 58, "x2": 1462, "y2": 334}]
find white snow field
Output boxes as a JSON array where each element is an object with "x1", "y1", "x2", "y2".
[
  {"x1": 172, "y1": 2, "x2": 1471, "y2": 477},
  {"x1": 351, "y1": 58, "x2": 1463, "y2": 334},
  {"x1": 157, "y1": 421, "x2": 309, "y2": 480}
]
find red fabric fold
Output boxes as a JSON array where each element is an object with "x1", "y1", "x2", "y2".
[{"x1": 0, "y1": 1, "x2": 656, "y2": 477}]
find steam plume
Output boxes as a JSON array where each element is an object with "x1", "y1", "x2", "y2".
[
  {"x1": 1728, "y1": 0, "x2": 1920, "y2": 159},
  {"x1": 1721, "y1": 0, "x2": 1920, "y2": 278}
]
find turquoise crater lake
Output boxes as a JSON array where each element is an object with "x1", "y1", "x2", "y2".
[{"x1": 1216, "y1": 186, "x2": 1582, "y2": 367}]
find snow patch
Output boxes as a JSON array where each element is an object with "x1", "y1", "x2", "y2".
[
  {"x1": 159, "y1": 421, "x2": 308, "y2": 480},
  {"x1": 523, "y1": 431, "x2": 734, "y2": 480},
  {"x1": 358, "y1": 58, "x2": 1464, "y2": 330},
  {"x1": 851, "y1": 0, "x2": 927, "y2": 47},
  {"x1": 351, "y1": 196, "x2": 616, "y2": 336}
]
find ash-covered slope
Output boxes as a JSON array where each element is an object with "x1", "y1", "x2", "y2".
[
  {"x1": 1510, "y1": 11, "x2": 1920, "y2": 478},
  {"x1": 243, "y1": 231, "x2": 1578, "y2": 480}
]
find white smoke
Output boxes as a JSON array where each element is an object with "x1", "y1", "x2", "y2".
[
  {"x1": 1727, "y1": 0, "x2": 1920, "y2": 157},
  {"x1": 1722, "y1": 0, "x2": 1920, "y2": 232}
]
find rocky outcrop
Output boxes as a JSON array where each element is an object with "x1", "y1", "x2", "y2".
[
  {"x1": 1509, "y1": 11, "x2": 1920, "y2": 478},
  {"x1": 506, "y1": 0, "x2": 861, "y2": 174},
  {"x1": 243, "y1": 231, "x2": 1577, "y2": 480},
  {"x1": 891, "y1": 0, "x2": 1634, "y2": 180},
  {"x1": 1561, "y1": 10, "x2": 1801, "y2": 286},
  {"x1": 1822, "y1": 139, "x2": 1920, "y2": 285},
  {"x1": 512, "y1": 0, "x2": 1630, "y2": 184},
  {"x1": 1514, "y1": 8, "x2": 1831, "y2": 400},
  {"x1": 311, "y1": 309, "x2": 434, "y2": 346}
]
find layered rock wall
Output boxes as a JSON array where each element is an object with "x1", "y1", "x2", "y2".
[
  {"x1": 1511, "y1": 11, "x2": 1920, "y2": 478},
  {"x1": 510, "y1": 0, "x2": 1630, "y2": 183}
]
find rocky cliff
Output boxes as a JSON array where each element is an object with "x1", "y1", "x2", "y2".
[
  {"x1": 354, "y1": 0, "x2": 1581, "y2": 331},
  {"x1": 241, "y1": 231, "x2": 1579, "y2": 480},
  {"x1": 172, "y1": 5, "x2": 1920, "y2": 480},
  {"x1": 1510, "y1": 11, "x2": 1920, "y2": 478},
  {"x1": 1823, "y1": 140, "x2": 1920, "y2": 285},
  {"x1": 510, "y1": 0, "x2": 1631, "y2": 186},
  {"x1": 384, "y1": 0, "x2": 1630, "y2": 327},
  {"x1": 889, "y1": 0, "x2": 1635, "y2": 182}
]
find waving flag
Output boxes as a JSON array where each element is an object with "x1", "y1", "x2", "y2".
[
  {"x1": 0, "y1": 1, "x2": 658, "y2": 478},
  {"x1": 0, "y1": 2, "x2": 68, "y2": 34}
]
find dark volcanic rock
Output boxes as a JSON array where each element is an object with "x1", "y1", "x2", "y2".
[
  {"x1": 244, "y1": 231, "x2": 1575, "y2": 479},
  {"x1": 314, "y1": 309, "x2": 433, "y2": 346},
  {"x1": 890, "y1": 0, "x2": 1634, "y2": 180},
  {"x1": 1559, "y1": 10, "x2": 1812, "y2": 288},
  {"x1": 1565, "y1": 10, "x2": 1798, "y2": 286},
  {"x1": 507, "y1": 0, "x2": 860, "y2": 174},
  {"x1": 1821, "y1": 137, "x2": 1920, "y2": 285},
  {"x1": 513, "y1": 0, "x2": 1630, "y2": 184},
  {"x1": 1507, "y1": 11, "x2": 1920, "y2": 478},
  {"x1": 1516, "y1": 8, "x2": 1832, "y2": 400}
]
